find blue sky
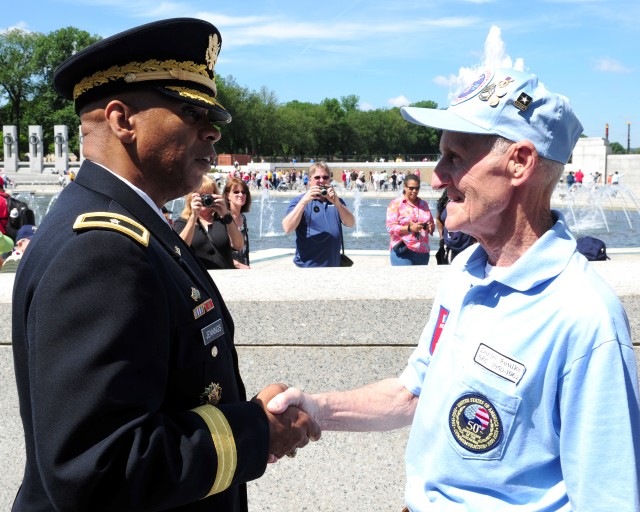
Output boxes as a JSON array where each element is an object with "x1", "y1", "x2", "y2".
[{"x1": 4, "y1": 0, "x2": 639, "y2": 149}]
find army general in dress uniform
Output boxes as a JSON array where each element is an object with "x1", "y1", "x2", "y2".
[{"x1": 11, "y1": 18, "x2": 319, "y2": 511}]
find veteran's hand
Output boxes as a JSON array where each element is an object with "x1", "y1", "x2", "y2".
[
  {"x1": 267, "y1": 386, "x2": 320, "y2": 420},
  {"x1": 252, "y1": 384, "x2": 321, "y2": 463}
]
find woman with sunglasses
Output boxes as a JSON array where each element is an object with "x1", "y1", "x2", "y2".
[
  {"x1": 174, "y1": 175, "x2": 243, "y2": 270},
  {"x1": 223, "y1": 177, "x2": 252, "y2": 269},
  {"x1": 386, "y1": 173, "x2": 435, "y2": 266}
]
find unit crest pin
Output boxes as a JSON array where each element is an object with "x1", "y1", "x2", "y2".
[{"x1": 201, "y1": 382, "x2": 222, "y2": 405}]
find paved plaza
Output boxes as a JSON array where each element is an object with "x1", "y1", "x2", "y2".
[{"x1": 2, "y1": 249, "x2": 640, "y2": 510}]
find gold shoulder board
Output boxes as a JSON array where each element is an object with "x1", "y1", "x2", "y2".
[{"x1": 73, "y1": 212, "x2": 150, "y2": 247}]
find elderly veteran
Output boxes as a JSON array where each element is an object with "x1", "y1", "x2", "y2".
[
  {"x1": 268, "y1": 68, "x2": 640, "y2": 511},
  {"x1": 11, "y1": 18, "x2": 319, "y2": 512}
]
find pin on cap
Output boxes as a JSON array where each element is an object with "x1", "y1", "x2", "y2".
[{"x1": 400, "y1": 68, "x2": 583, "y2": 164}]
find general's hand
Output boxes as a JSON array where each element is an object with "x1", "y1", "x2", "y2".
[{"x1": 252, "y1": 384, "x2": 321, "y2": 463}]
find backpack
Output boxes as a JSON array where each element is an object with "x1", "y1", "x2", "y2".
[
  {"x1": 1, "y1": 195, "x2": 36, "y2": 242},
  {"x1": 576, "y1": 236, "x2": 610, "y2": 261},
  {"x1": 440, "y1": 208, "x2": 475, "y2": 252}
]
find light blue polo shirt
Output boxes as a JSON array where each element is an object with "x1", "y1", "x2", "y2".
[{"x1": 400, "y1": 212, "x2": 640, "y2": 511}]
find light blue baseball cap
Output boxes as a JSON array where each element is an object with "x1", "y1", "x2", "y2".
[{"x1": 401, "y1": 68, "x2": 583, "y2": 164}]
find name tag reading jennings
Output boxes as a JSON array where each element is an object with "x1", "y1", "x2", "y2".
[
  {"x1": 474, "y1": 343, "x2": 526, "y2": 384},
  {"x1": 201, "y1": 319, "x2": 224, "y2": 345}
]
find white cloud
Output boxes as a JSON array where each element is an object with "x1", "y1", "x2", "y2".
[
  {"x1": 433, "y1": 75, "x2": 458, "y2": 88},
  {"x1": 592, "y1": 57, "x2": 632, "y2": 73},
  {"x1": 1, "y1": 22, "x2": 31, "y2": 33},
  {"x1": 359, "y1": 102, "x2": 375, "y2": 111},
  {"x1": 388, "y1": 95, "x2": 411, "y2": 107},
  {"x1": 195, "y1": 12, "x2": 479, "y2": 49}
]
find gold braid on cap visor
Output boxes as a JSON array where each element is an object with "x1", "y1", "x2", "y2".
[{"x1": 72, "y1": 59, "x2": 217, "y2": 100}]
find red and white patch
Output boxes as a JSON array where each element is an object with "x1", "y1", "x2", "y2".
[{"x1": 430, "y1": 306, "x2": 450, "y2": 355}]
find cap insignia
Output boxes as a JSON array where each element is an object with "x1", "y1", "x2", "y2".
[
  {"x1": 165, "y1": 86, "x2": 224, "y2": 108},
  {"x1": 206, "y1": 33, "x2": 220, "y2": 73},
  {"x1": 478, "y1": 84, "x2": 496, "y2": 102},
  {"x1": 452, "y1": 69, "x2": 494, "y2": 106},
  {"x1": 514, "y1": 92, "x2": 533, "y2": 111},
  {"x1": 476, "y1": 75, "x2": 516, "y2": 109},
  {"x1": 73, "y1": 59, "x2": 215, "y2": 100}
]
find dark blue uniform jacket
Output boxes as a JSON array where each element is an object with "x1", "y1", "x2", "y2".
[{"x1": 12, "y1": 161, "x2": 268, "y2": 511}]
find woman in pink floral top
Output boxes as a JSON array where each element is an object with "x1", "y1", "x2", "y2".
[{"x1": 386, "y1": 174, "x2": 435, "y2": 265}]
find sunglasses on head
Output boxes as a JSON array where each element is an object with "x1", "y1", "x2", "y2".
[{"x1": 313, "y1": 175, "x2": 330, "y2": 180}]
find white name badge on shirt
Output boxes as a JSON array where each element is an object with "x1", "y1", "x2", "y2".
[{"x1": 474, "y1": 343, "x2": 526, "y2": 384}]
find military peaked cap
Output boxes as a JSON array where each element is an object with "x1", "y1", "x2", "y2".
[{"x1": 53, "y1": 18, "x2": 231, "y2": 123}]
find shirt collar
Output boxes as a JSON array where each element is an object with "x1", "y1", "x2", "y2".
[
  {"x1": 91, "y1": 163, "x2": 169, "y2": 225},
  {"x1": 463, "y1": 211, "x2": 576, "y2": 291}
]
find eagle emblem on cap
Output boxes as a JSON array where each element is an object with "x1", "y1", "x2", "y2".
[{"x1": 206, "y1": 34, "x2": 220, "y2": 73}]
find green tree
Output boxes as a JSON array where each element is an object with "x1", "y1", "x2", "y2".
[
  {"x1": 0, "y1": 27, "x2": 100, "y2": 160},
  {"x1": 609, "y1": 142, "x2": 626, "y2": 155},
  {"x1": 215, "y1": 75, "x2": 253, "y2": 155},
  {"x1": 244, "y1": 86, "x2": 280, "y2": 157},
  {"x1": 0, "y1": 29, "x2": 41, "y2": 153},
  {"x1": 277, "y1": 100, "x2": 321, "y2": 160},
  {"x1": 1, "y1": 25, "x2": 449, "y2": 164},
  {"x1": 28, "y1": 27, "x2": 101, "y2": 157}
]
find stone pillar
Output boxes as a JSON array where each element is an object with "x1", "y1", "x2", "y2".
[
  {"x1": 2, "y1": 126, "x2": 19, "y2": 172},
  {"x1": 571, "y1": 137, "x2": 611, "y2": 183},
  {"x1": 28, "y1": 125, "x2": 44, "y2": 172},
  {"x1": 53, "y1": 125, "x2": 69, "y2": 173}
]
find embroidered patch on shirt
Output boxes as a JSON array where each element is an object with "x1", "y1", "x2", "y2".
[
  {"x1": 201, "y1": 318, "x2": 224, "y2": 345},
  {"x1": 430, "y1": 306, "x2": 449, "y2": 355},
  {"x1": 474, "y1": 343, "x2": 526, "y2": 384},
  {"x1": 450, "y1": 393, "x2": 502, "y2": 453}
]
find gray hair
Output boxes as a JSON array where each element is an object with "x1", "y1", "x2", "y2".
[{"x1": 487, "y1": 135, "x2": 564, "y2": 187}]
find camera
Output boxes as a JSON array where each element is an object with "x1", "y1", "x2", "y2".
[
  {"x1": 320, "y1": 186, "x2": 328, "y2": 196},
  {"x1": 201, "y1": 194, "x2": 215, "y2": 207}
]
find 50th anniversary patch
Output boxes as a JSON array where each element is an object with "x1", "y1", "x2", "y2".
[{"x1": 449, "y1": 393, "x2": 502, "y2": 453}]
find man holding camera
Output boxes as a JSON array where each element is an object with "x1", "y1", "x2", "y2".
[{"x1": 282, "y1": 161, "x2": 354, "y2": 267}]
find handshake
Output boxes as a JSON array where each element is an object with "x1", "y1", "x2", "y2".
[{"x1": 251, "y1": 383, "x2": 319, "y2": 463}]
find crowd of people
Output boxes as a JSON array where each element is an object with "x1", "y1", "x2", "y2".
[{"x1": 1, "y1": 160, "x2": 626, "y2": 273}]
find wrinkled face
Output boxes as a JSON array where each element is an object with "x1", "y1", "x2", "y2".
[
  {"x1": 431, "y1": 131, "x2": 513, "y2": 240},
  {"x1": 128, "y1": 92, "x2": 221, "y2": 201}
]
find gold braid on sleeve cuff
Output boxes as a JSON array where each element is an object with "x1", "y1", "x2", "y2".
[{"x1": 191, "y1": 404, "x2": 238, "y2": 497}]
